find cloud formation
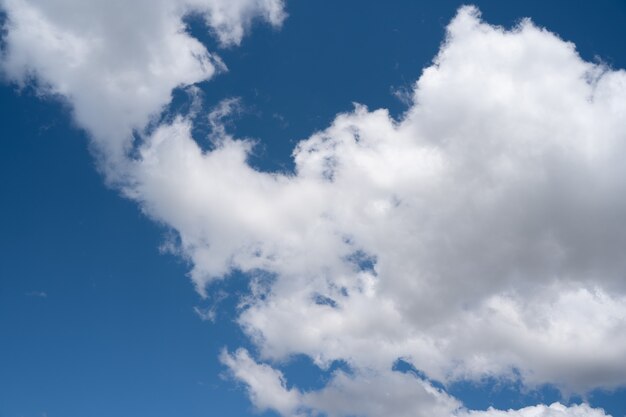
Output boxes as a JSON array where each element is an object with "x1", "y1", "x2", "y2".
[
  {"x1": 0, "y1": 0, "x2": 284, "y2": 171},
  {"x1": 2, "y1": 2, "x2": 625, "y2": 416},
  {"x1": 222, "y1": 348, "x2": 610, "y2": 417},
  {"x1": 129, "y1": 5, "x2": 626, "y2": 399}
]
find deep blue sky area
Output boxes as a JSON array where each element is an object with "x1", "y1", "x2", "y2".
[{"x1": 1, "y1": 1, "x2": 626, "y2": 417}]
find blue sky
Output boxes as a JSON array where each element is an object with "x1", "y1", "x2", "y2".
[{"x1": 1, "y1": 1, "x2": 626, "y2": 417}]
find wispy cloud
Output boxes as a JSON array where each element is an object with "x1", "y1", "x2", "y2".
[
  {"x1": 25, "y1": 291, "x2": 47, "y2": 298},
  {"x1": 0, "y1": 0, "x2": 285, "y2": 176}
]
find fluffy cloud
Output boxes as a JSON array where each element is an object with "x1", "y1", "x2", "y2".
[
  {"x1": 221, "y1": 348, "x2": 461, "y2": 417},
  {"x1": 124, "y1": 6, "x2": 626, "y2": 414},
  {"x1": 462, "y1": 403, "x2": 609, "y2": 417},
  {"x1": 0, "y1": 0, "x2": 284, "y2": 171},
  {"x1": 221, "y1": 349, "x2": 610, "y2": 417},
  {"x1": 3, "y1": 2, "x2": 625, "y2": 416},
  {"x1": 128, "y1": 5, "x2": 626, "y2": 397}
]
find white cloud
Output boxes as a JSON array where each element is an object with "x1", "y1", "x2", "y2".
[
  {"x1": 0, "y1": 0, "x2": 284, "y2": 172},
  {"x1": 3, "y1": 2, "x2": 625, "y2": 416},
  {"x1": 222, "y1": 349, "x2": 610, "y2": 417},
  {"x1": 460, "y1": 403, "x2": 609, "y2": 417},
  {"x1": 221, "y1": 347, "x2": 461, "y2": 417},
  {"x1": 124, "y1": 5, "x2": 626, "y2": 412},
  {"x1": 220, "y1": 349, "x2": 302, "y2": 416}
]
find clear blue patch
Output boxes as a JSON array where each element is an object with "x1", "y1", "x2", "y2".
[
  {"x1": 392, "y1": 357, "x2": 446, "y2": 390},
  {"x1": 449, "y1": 377, "x2": 566, "y2": 411},
  {"x1": 280, "y1": 356, "x2": 353, "y2": 392},
  {"x1": 313, "y1": 293, "x2": 339, "y2": 308},
  {"x1": 346, "y1": 250, "x2": 377, "y2": 275}
]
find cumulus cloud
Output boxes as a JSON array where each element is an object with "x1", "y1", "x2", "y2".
[
  {"x1": 120, "y1": 6, "x2": 626, "y2": 414},
  {"x1": 3, "y1": 2, "x2": 625, "y2": 416},
  {"x1": 127, "y1": 5, "x2": 626, "y2": 398},
  {"x1": 463, "y1": 403, "x2": 610, "y2": 417},
  {"x1": 462, "y1": 404, "x2": 610, "y2": 417},
  {"x1": 221, "y1": 349, "x2": 302, "y2": 416},
  {"x1": 221, "y1": 349, "x2": 610, "y2": 417},
  {"x1": 0, "y1": 0, "x2": 284, "y2": 172},
  {"x1": 221, "y1": 348, "x2": 461, "y2": 417}
]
